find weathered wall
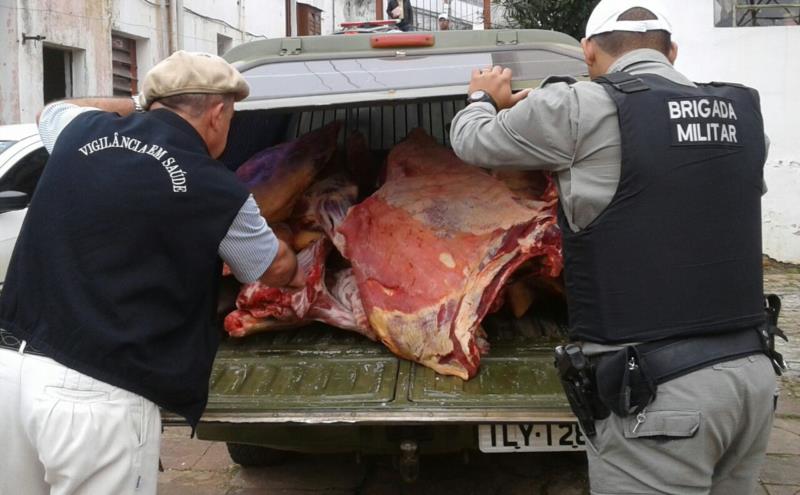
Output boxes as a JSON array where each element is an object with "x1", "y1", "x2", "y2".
[
  {"x1": 2, "y1": 0, "x2": 114, "y2": 124},
  {"x1": 1, "y1": 0, "x2": 22, "y2": 121},
  {"x1": 2, "y1": 0, "x2": 283, "y2": 125},
  {"x1": 671, "y1": 0, "x2": 800, "y2": 263},
  {"x1": 112, "y1": 0, "x2": 167, "y2": 72}
]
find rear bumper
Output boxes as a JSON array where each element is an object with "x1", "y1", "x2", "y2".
[{"x1": 190, "y1": 408, "x2": 575, "y2": 425}]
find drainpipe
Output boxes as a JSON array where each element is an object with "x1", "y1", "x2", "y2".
[
  {"x1": 239, "y1": 0, "x2": 246, "y2": 42},
  {"x1": 168, "y1": 0, "x2": 183, "y2": 52},
  {"x1": 285, "y1": 0, "x2": 291, "y2": 36},
  {"x1": 160, "y1": 0, "x2": 169, "y2": 57},
  {"x1": 175, "y1": 0, "x2": 184, "y2": 50}
]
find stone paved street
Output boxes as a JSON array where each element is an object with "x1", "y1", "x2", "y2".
[{"x1": 158, "y1": 266, "x2": 800, "y2": 494}]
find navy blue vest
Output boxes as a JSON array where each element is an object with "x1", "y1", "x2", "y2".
[
  {"x1": 0, "y1": 109, "x2": 248, "y2": 426},
  {"x1": 561, "y1": 73, "x2": 766, "y2": 344}
]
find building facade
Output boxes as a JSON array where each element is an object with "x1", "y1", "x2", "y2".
[
  {"x1": 672, "y1": 0, "x2": 799, "y2": 263},
  {"x1": 1, "y1": 0, "x2": 285, "y2": 125},
  {"x1": 1, "y1": 0, "x2": 796, "y2": 262}
]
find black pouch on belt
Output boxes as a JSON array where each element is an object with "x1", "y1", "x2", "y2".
[{"x1": 594, "y1": 346, "x2": 657, "y2": 418}]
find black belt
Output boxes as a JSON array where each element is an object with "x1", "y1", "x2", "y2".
[
  {"x1": 0, "y1": 328, "x2": 46, "y2": 357},
  {"x1": 635, "y1": 328, "x2": 766, "y2": 385},
  {"x1": 592, "y1": 328, "x2": 767, "y2": 417}
]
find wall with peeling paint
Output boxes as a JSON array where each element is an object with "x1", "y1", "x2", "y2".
[
  {"x1": 2, "y1": 0, "x2": 114, "y2": 124},
  {"x1": 671, "y1": 0, "x2": 800, "y2": 263},
  {"x1": 1, "y1": 0, "x2": 284, "y2": 126}
]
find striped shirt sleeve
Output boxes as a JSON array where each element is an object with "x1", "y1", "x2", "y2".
[
  {"x1": 38, "y1": 102, "x2": 98, "y2": 153},
  {"x1": 219, "y1": 195, "x2": 279, "y2": 284}
]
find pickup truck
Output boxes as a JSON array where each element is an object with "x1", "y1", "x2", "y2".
[{"x1": 189, "y1": 28, "x2": 590, "y2": 476}]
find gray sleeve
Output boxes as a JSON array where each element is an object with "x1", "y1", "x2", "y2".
[
  {"x1": 450, "y1": 82, "x2": 579, "y2": 171},
  {"x1": 219, "y1": 195, "x2": 280, "y2": 284},
  {"x1": 38, "y1": 102, "x2": 99, "y2": 154}
]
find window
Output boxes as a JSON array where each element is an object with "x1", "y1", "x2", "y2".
[
  {"x1": 241, "y1": 49, "x2": 587, "y2": 101},
  {"x1": 217, "y1": 34, "x2": 233, "y2": 56},
  {"x1": 297, "y1": 3, "x2": 322, "y2": 36},
  {"x1": 0, "y1": 142, "x2": 15, "y2": 155},
  {"x1": 715, "y1": 0, "x2": 800, "y2": 27},
  {"x1": 0, "y1": 148, "x2": 49, "y2": 198},
  {"x1": 43, "y1": 46, "x2": 74, "y2": 104},
  {"x1": 112, "y1": 35, "x2": 138, "y2": 96}
]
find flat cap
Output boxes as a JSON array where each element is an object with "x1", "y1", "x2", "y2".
[{"x1": 140, "y1": 50, "x2": 249, "y2": 109}]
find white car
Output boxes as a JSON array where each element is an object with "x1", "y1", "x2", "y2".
[{"x1": 0, "y1": 124, "x2": 48, "y2": 285}]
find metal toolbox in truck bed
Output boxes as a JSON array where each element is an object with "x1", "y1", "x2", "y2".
[{"x1": 194, "y1": 29, "x2": 589, "y2": 459}]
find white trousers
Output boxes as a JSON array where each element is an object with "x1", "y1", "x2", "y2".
[{"x1": 0, "y1": 347, "x2": 161, "y2": 495}]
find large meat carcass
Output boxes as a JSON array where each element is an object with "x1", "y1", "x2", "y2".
[{"x1": 223, "y1": 125, "x2": 562, "y2": 380}]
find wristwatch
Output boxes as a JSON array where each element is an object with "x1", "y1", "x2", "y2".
[
  {"x1": 466, "y1": 90, "x2": 498, "y2": 111},
  {"x1": 131, "y1": 94, "x2": 145, "y2": 113}
]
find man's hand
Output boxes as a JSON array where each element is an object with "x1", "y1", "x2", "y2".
[
  {"x1": 391, "y1": 5, "x2": 402, "y2": 18},
  {"x1": 258, "y1": 240, "x2": 304, "y2": 288},
  {"x1": 468, "y1": 66, "x2": 531, "y2": 110}
]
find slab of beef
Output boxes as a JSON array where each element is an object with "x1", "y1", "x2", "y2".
[
  {"x1": 235, "y1": 121, "x2": 341, "y2": 223},
  {"x1": 336, "y1": 129, "x2": 562, "y2": 379}
]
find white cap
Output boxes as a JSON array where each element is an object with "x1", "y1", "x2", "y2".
[
  {"x1": 585, "y1": 0, "x2": 672, "y2": 39},
  {"x1": 438, "y1": 12, "x2": 448, "y2": 20}
]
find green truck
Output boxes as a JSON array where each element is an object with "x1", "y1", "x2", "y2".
[{"x1": 183, "y1": 29, "x2": 590, "y2": 477}]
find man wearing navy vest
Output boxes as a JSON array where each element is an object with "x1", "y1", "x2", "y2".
[
  {"x1": 451, "y1": 0, "x2": 779, "y2": 493},
  {"x1": 0, "y1": 51, "x2": 304, "y2": 494}
]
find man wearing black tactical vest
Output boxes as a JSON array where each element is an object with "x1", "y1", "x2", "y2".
[
  {"x1": 0, "y1": 51, "x2": 304, "y2": 495},
  {"x1": 451, "y1": 0, "x2": 781, "y2": 493}
]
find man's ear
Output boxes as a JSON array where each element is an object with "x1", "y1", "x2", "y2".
[
  {"x1": 581, "y1": 38, "x2": 596, "y2": 69},
  {"x1": 208, "y1": 101, "x2": 226, "y2": 131},
  {"x1": 668, "y1": 41, "x2": 678, "y2": 65}
]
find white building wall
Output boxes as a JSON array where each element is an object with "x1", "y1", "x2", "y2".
[
  {"x1": 247, "y1": 0, "x2": 288, "y2": 40},
  {"x1": 670, "y1": 0, "x2": 800, "y2": 263}
]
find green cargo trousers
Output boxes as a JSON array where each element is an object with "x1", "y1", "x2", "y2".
[{"x1": 585, "y1": 353, "x2": 777, "y2": 495}]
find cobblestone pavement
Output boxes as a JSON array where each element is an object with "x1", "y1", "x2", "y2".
[{"x1": 158, "y1": 266, "x2": 800, "y2": 495}]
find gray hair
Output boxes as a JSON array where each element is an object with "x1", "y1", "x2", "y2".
[{"x1": 157, "y1": 93, "x2": 234, "y2": 118}]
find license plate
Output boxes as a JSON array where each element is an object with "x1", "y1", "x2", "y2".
[{"x1": 478, "y1": 422, "x2": 586, "y2": 452}]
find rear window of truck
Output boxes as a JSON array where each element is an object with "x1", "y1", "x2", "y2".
[{"x1": 241, "y1": 49, "x2": 586, "y2": 101}]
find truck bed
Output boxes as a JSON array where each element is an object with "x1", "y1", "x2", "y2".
[{"x1": 200, "y1": 313, "x2": 571, "y2": 426}]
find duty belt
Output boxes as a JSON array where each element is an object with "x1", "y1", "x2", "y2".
[
  {"x1": 632, "y1": 328, "x2": 766, "y2": 384},
  {"x1": 0, "y1": 328, "x2": 46, "y2": 357},
  {"x1": 592, "y1": 327, "x2": 778, "y2": 418}
]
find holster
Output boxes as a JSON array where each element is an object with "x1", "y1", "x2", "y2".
[
  {"x1": 554, "y1": 344, "x2": 610, "y2": 437},
  {"x1": 762, "y1": 293, "x2": 788, "y2": 375}
]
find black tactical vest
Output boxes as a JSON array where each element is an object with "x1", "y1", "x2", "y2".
[
  {"x1": 561, "y1": 72, "x2": 766, "y2": 344},
  {"x1": 0, "y1": 109, "x2": 248, "y2": 426}
]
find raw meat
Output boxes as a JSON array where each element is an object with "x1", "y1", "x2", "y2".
[
  {"x1": 224, "y1": 172, "x2": 374, "y2": 340},
  {"x1": 235, "y1": 121, "x2": 341, "y2": 223},
  {"x1": 224, "y1": 239, "x2": 374, "y2": 340},
  {"x1": 336, "y1": 129, "x2": 562, "y2": 379}
]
